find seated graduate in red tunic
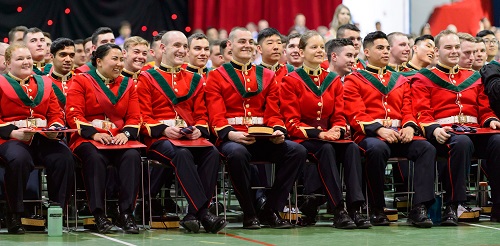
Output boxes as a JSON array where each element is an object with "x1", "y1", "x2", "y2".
[
  {"x1": 45, "y1": 38, "x2": 75, "y2": 111},
  {"x1": 137, "y1": 30, "x2": 226, "y2": 234},
  {"x1": 413, "y1": 30, "x2": 500, "y2": 225},
  {"x1": 0, "y1": 43, "x2": 75, "y2": 234},
  {"x1": 66, "y1": 44, "x2": 141, "y2": 234},
  {"x1": 344, "y1": 31, "x2": 436, "y2": 228},
  {"x1": 281, "y1": 31, "x2": 370, "y2": 229},
  {"x1": 205, "y1": 27, "x2": 307, "y2": 230}
]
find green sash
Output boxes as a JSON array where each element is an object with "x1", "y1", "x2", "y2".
[
  {"x1": 357, "y1": 70, "x2": 401, "y2": 95},
  {"x1": 221, "y1": 63, "x2": 263, "y2": 98},
  {"x1": 88, "y1": 70, "x2": 129, "y2": 104},
  {"x1": 419, "y1": 68, "x2": 480, "y2": 92},
  {"x1": 146, "y1": 69, "x2": 201, "y2": 105},
  {"x1": 295, "y1": 68, "x2": 337, "y2": 97}
]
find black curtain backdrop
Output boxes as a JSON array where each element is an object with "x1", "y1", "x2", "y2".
[{"x1": 0, "y1": 0, "x2": 188, "y2": 42}]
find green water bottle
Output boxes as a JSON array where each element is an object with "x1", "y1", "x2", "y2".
[{"x1": 47, "y1": 203, "x2": 63, "y2": 236}]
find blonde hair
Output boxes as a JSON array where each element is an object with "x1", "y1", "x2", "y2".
[
  {"x1": 123, "y1": 36, "x2": 149, "y2": 51},
  {"x1": 5, "y1": 43, "x2": 27, "y2": 64},
  {"x1": 457, "y1": 32, "x2": 476, "y2": 43},
  {"x1": 330, "y1": 4, "x2": 351, "y2": 30}
]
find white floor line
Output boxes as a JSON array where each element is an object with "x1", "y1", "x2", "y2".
[
  {"x1": 89, "y1": 232, "x2": 138, "y2": 246},
  {"x1": 461, "y1": 222, "x2": 500, "y2": 231}
]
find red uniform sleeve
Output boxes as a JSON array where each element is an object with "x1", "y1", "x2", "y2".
[
  {"x1": 411, "y1": 76, "x2": 440, "y2": 139},
  {"x1": 329, "y1": 80, "x2": 347, "y2": 130},
  {"x1": 280, "y1": 75, "x2": 313, "y2": 138},
  {"x1": 45, "y1": 89, "x2": 65, "y2": 127},
  {"x1": 343, "y1": 74, "x2": 382, "y2": 136},
  {"x1": 263, "y1": 77, "x2": 287, "y2": 133},
  {"x1": 204, "y1": 70, "x2": 235, "y2": 139},
  {"x1": 65, "y1": 75, "x2": 99, "y2": 139}
]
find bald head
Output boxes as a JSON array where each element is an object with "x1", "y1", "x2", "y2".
[
  {"x1": 161, "y1": 31, "x2": 188, "y2": 67},
  {"x1": 162, "y1": 31, "x2": 186, "y2": 46}
]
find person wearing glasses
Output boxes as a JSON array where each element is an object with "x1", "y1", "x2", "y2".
[
  {"x1": 476, "y1": 30, "x2": 498, "y2": 63},
  {"x1": 337, "y1": 24, "x2": 365, "y2": 70}
]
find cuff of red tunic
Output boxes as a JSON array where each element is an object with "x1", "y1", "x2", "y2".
[
  {"x1": 0, "y1": 124, "x2": 18, "y2": 139},
  {"x1": 80, "y1": 125, "x2": 99, "y2": 139}
]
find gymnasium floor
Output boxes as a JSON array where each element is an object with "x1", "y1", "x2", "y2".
[{"x1": 2, "y1": 217, "x2": 500, "y2": 246}]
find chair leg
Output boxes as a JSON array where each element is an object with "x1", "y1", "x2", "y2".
[{"x1": 222, "y1": 164, "x2": 227, "y2": 221}]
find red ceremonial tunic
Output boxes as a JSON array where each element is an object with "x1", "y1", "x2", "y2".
[
  {"x1": 344, "y1": 65, "x2": 417, "y2": 143},
  {"x1": 411, "y1": 63, "x2": 498, "y2": 138},
  {"x1": 141, "y1": 62, "x2": 155, "y2": 71},
  {"x1": 205, "y1": 60, "x2": 286, "y2": 142},
  {"x1": 259, "y1": 63, "x2": 293, "y2": 83},
  {"x1": 73, "y1": 61, "x2": 95, "y2": 74},
  {"x1": 0, "y1": 73, "x2": 64, "y2": 144},
  {"x1": 353, "y1": 58, "x2": 366, "y2": 71},
  {"x1": 280, "y1": 67, "x2": 346, "y2": 141},
  {"x1": 136, "y1": 65, "x2": 208, "y2": 148},
  {"x1": 45, "y1": 70, "x2": 73, "y2": 110},
  {"x1": 182, "y1": 63, "x2": 210, "y2": 81},
  {"x1": 65, "y1": 70, "x2": 141, "y2": 150}
]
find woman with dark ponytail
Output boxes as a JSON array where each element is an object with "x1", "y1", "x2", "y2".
[{"x1": 66, "y1": 44, "x2": 142, "y2": 234}]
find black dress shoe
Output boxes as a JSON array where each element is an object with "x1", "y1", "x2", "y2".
[
  {"x1": 333, "y1": 209, "x2": 356, "y2": 229},
  {"x1": 94, "y1": 214, "x2": 114, "y2": 234},
  {"x1": 369, "y1": 207, "x2": 390, "y2": 226},
  {"x1": 200, "y1": 211, "x2": 227, "y2": 233},
  {"x1": 441, "y1": 204, "x2": 458, "y2": 226},
  {"x1": 6, "y1": 213, "x2": 25, "y2": 234},
  {"x1": 180, "y1": 214, "x2": 200, "y2": 233},
  {"x1": 259, "y1": 209, "x2": 292, "y2": 229},
  {"x1": 407, "y1": 204, "x2": 433, "y2": 228},
  {"x1": 117, "y1": 213, "x2": 139, "y2": 234},
  {"x1": 349, "y1": 210, "x2": 372, "y2": 229},
  {"x1": 243, "y1": 215, "x2": 261, "y2": 229},
  {"x1": 298, "y1": 196, "x2": 323, "y2": 226}
]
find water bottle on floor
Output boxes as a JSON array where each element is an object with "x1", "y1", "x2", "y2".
[{"x1": 48, "y1": 203, "x2": 63, "y2": 236}]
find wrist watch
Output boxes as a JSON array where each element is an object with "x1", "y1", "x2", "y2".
[{"x1": 123, "y1": 131, "x2": 131, "y2": 139}]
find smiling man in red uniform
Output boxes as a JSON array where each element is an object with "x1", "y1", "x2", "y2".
[
  {"x1": 344, "y1": 31, "x2": 436, "y2": 228},
  {"x1": 45, "y1": 38, "x2": 75, "y2": 110},
  {"x1": 257, "y1": 28, "x2": 292, "y2": 83},
  {"x1": 205, "y1": 27, "x2": 306, "y2": 229},
  {"x1": 137, "y1": 30, "x2": 226, "y2": 233},
  {"x1": 183, "y1": 33, "x2": 211, "y2": 80},
  {"x1": 121, "y1": 36, "x2": 149, "y2": 84},
  {"x1": 413, "y1": 30, "x2": 500, "y2": 224},
  {"x1": 387, "y1": 32, "x2": 411, "y2": 72}
]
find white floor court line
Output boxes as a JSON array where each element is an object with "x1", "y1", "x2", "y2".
[
  {"x1": 89, "y1": 232, "x2": 138, "y2": 246},
  {"x1": 461, "y1": 222, "x2": 500, "y2": 231}
]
